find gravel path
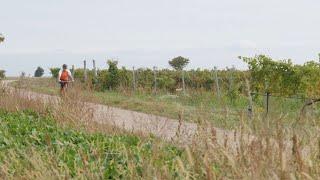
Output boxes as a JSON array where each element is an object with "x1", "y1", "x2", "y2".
[
  {"x1": 2, "y1": 81, "x2": 247, "y2": 146},
  {"x1": 3, "y1": 80, "x2": 312, "y2": 158}
]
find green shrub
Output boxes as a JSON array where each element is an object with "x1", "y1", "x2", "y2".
[
  {"x1": 106, "y1": 60, "x2": 120, "y2": 90},
  {"x1": 34, "y1": 66, "x2": 44, "y2": 77},
  {"x1": 50, "y1": 68, "x2": 60, "y2": 79},
  {"x1": 240, "y1": 54, "x2": 320, "y2": 96}
]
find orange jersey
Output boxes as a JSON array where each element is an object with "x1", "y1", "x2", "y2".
[{"x1": 60, "y1": 70, "x2": 69, "y2": 81}]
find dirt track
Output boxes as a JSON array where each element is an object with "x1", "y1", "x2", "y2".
[{"x1": 2, "y1": 81, "x2": 250, "y2": 147}]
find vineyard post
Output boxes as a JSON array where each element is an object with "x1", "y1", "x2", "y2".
[
  {"x1": 182, "y1": 70, "x2": 186, "y2": 94},
  {"x1": 71, "y1": 65, "x2": 75, "y2": 78},
  {"x1": 264, "y1": 78, "x2": 270, "y2": 114},
  {"x1": 228, "y1": 66, "x2": 235, "y2": 93},
  {"x1": 266, "y1": 92, "x2": 270, "y2": 115},
  {"x1": 193, "y1": 70, "x2": 196, "y2": 89},
  {"x1": 92, "y1": 59, "x2": 97, "y2": 78},
  {"x1": 245, "y1": 79, "x2": 253, "y2": 119},
  {"x1": 264, "y1": 92, "x2": 270, "y2": 128},
  {"x1": 214, "y1": 67, "x2": 221, "y2": 98},
  {"x1": 84, "y1": 60, "x2": 87, "y2": 82},
  {"x1": 153, "y1": 66, "x2": 157, "y2": 94},
  {"x1": 132, "y1": 66, "x2": 136, "y2": 92}
]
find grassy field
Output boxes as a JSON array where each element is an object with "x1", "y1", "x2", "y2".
[{"x1": 2, "y1": 78, "x2": 320, "y2": 179}]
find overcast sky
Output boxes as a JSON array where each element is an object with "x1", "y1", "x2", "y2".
[{"x1": 1, "y1": 0, "x2": 320, "y2": 76}]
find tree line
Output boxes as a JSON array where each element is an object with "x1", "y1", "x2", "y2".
[
  {"x1": 2, "y1": 54, "x2": 320, "y2": 98},
  {"x1": 49, "y1": 56, "x2": 247, "y2": 95}
]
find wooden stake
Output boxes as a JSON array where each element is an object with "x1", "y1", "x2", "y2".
[
  {"x1": 71, "y1": 65, "x2": 75, "y2": 77},
  {"x1": 182, "y1": 70, "x2": 186, "y2": 94},
  {"x1": 214, "y1": 67, "x2": 221, "y2": 98},
  {"x1": 132, "y1": 66, "x2": 136, "y2": 91},
  {"x1": 153, "y1": 66, "x2": 157, "y2": 94},
  {"x1": 84, "y1": 60, "x2": 87, "y2": 82},
  {"x1": 92, "y1": 59, "x2": 97, "y2": 77}
]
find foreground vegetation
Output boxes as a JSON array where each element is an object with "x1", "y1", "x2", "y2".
[{"x1": 0, "y1": 110, "x2": 188, "y2": 179}]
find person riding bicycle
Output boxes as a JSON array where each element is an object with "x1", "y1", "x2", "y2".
[{"x1": 58, "y1": 64, "x2": 74, "y2": 95}]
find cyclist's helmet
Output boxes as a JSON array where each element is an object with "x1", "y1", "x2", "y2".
[{"x1": 62, "y1": 64, "x2": 67, "y2": 69}]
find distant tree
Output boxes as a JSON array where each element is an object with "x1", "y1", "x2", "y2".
[
  {"x1": 34, "y1": 66, "x2": 44, "y2": 77},
  {"x1": 169, "y1": 56, "x2": 190, "y2": 71},
  {"x1": 106, "y1": 60, "x2": 120, "y2": 90},
  {"x1": 20, "y1": 72, "x2": 26, "y2": 79},
  {"x1": 0, "y1": 70, "x2": 5, "y2": 79},
  {"x1": 169, "y1": 56, "x2": 190, "y2": 93},
  {"x1": 0, "y1": 34, "x2": 4, "y2": 43},
  {"x1": 50, "y1": 68, "x2": 60, "y2": 78}
]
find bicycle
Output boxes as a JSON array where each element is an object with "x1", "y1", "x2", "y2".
[{"x1": 59, "y1": 80, "x2": 74, "y2": 96}]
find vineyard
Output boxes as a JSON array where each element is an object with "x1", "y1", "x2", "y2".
[
  {"x1": 47, "y1": 55, "x2": 320, "y2": 104},
  {"x1": 28, "y1": 55, "x2": 316, "y2": 131}
]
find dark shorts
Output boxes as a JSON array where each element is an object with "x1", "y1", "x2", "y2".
[{"x1": 60, "y1": 82, "x2": 68, "y2": 89}]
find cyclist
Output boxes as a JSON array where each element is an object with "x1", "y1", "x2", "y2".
[{"x1": 58, "y1": 64, "x2": 74, "y2": 95}]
